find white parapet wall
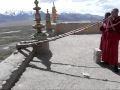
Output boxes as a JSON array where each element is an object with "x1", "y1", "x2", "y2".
[{"x1": 0, "y1": 48, "x2": 35, "y2": 90}]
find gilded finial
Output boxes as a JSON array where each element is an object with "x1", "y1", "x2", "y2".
[
  {"x1": 46, "y1": 9, "x2": 52, "y2": 31},
  {"x1": 52, "y1": 1, "x2": 57, "y2": 23},
  {"x1": 33, "y1": 0, "x2": 44, "y2": 33},
  {"x1": 53, "y1": 2, "x2": 55, "y2": 7},
  {"x1": 47, "y1": 9, "x2": 49, "y2": 13},
  {"x1": 32, "y1": 0, "x2": 47, "y2": 40},
  {"x1": 34, "y1": 0, "x2": 38, "y2": 5}
]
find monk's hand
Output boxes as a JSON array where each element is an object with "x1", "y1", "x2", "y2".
[
  {"x1": 103, "y1": 23, "x2": 106, "y2": 28},
  {"x1": 111, "y1": 24, "x2": 116, "y2": 31},
  {"x1": 108, "y1": 15, "x2": 113, "y2": 20}
]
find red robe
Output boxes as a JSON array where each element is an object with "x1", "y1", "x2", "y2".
[
  {"x1": 105, "y1": 16, "x2": 120, "y2": 65},
  {"x1": 100, "y1": 24, "x2": 105, "y2": 50},
  {"x1": 99, "y1": 21, "x2": 108, "y2": 62}
]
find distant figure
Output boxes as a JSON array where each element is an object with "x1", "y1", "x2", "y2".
[
  {"x1": 105, "y1": 8, "x2": 120, "y2": 72},
  {"x1": 99, "y1": 12, "x2": 111, "y2": 63}
]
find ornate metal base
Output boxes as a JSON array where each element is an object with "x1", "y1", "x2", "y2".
[
  {"x1": 33, "y1": 41, "x2": 51, "y2": 70},
  {"x1": 47, "y1": 29, "x2": 55, "y2": 37},
  {"x1": 32, "y1": 32, "x2": 48, "y2": 40}
]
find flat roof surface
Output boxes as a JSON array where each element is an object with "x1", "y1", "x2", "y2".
[{"x1": 12, "y1": 34, "x2": 120, "y2": 90}]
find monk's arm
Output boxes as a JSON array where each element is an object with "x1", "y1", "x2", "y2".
[
  {"x1": 106, "y1": 21, "x2": 120, "y2": 31},
  {"x1": 112, "y1": 21, "x2": 120, "y2": 27},
  {"x1": 111, "y1": 21, "x2": 120, "y2": 31}
]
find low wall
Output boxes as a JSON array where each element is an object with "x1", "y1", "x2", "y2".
[
  {"x1": 52, "y1": 22, "x2": 102, "y2": 35},
  {"x1": 0, "y1": 48, "x2": 34, "y2": 90},
  {"x1": 0, "y1": 42, "x2": 51, "y2": 90}
]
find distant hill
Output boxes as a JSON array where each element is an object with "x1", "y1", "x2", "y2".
[
  {"x1": 0, "y1": 10, "x2": 103, "y2": 24},
  {"x1": 59, "y1": 13, "x2": 103, "y2": 22},
  {"x1": 0, "y1": 11, "x2": 34, "y2": 23}
]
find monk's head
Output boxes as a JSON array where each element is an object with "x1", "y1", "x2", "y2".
[
  {"x1": 111, "y1": 8, "x2": 119, "y2": 18},
  {"x1": 105, "y1": 12, "x2": 111, "y2": 19}
]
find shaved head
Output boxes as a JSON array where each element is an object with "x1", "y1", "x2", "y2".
[{"x1": 111, "y1": 8, "x2": 119, "y2": 18}]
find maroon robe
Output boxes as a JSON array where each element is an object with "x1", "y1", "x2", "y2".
[
  {"x1": 100, "y1": 24, "x2": 105, "y2": 50},
  {"x1": 99, "y1": 21, "x2": 108, "y2": 62},
  {"x1": 105, "y1": 16, "x2": 120, "y2": 65}
]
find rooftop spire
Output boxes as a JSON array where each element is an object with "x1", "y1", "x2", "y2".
[
  {"x1": 53, "y1": 1, "x2": 55, "y2": 7},
  {"x1": 47, "y1": 9, "x2": 49, "y2": 13},
  {"x1": 46, "y1": 9, "x2": 52, "y2": 31},
  {"x1": 52, "y1": 1, "x2": 57, "y2": 23},
  {"x1": 32, "y1": 0, "x2": 47, "y2": 40}
]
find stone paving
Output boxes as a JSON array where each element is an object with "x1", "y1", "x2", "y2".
[{"x1": 12, "y1": 34, "x2": 120, "y2": 90}]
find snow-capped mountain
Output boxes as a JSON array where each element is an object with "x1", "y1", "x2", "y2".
[
  {"x1": 3, "y1": 10, "x2": 34, "y2": 16},
  {"x1": 0, "y1": 10, "x2": 103, "y2": 23}
]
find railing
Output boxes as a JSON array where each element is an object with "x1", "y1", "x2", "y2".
[{"x1": 16, "y1": 22, "x2": 101, "y2": 50}]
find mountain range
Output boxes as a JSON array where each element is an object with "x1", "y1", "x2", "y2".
[{"x1": 0, "y1": 10, "x2": 103, "y2": 23}]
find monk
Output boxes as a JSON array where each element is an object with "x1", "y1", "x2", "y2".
[
  {"x1": 99, "y1": 12, "x2": 111, "y2": 63},
  {"x1": 106, "y1": 8, "x2": 120, "y2": 72}
]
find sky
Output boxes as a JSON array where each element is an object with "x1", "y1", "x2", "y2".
[{"x1": 0, "y1": 0, "x2": 120, "y2": 16}]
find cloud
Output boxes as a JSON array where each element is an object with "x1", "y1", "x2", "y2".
[
  {"x1": 98, "y1": 0, "x2": 109, "y2": 3},
  {"x1": 39, "y1": 0, "x2": 58, "y2": 3},
  {"x1": 96, "y1": 0, "x2": 120, "y2": 15},
  {"x1": 0, "y1": 0, "x2": 34, "y2": 13},
  {"x1": 72, "y1": 0, "x2": 91, "y2": 2},
  {"x1": 0, "y1": 0, "x2": 120, "y2": 16},
  {"x1": 102, "y1": 5, "x2": 114, "y2": 9}
]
